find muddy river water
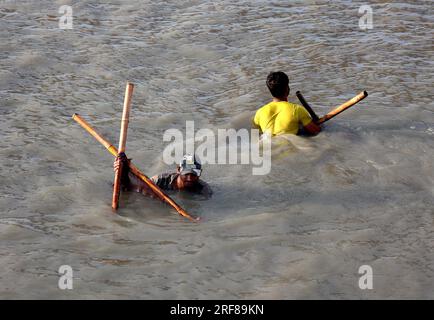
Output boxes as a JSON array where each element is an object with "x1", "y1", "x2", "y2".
[{"x1": 0, "y1": 0, "x2": 433, "y2": 298}]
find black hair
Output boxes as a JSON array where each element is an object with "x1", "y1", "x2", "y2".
[{"x1": 266, "y1": 71, "x2": 289, "y2": 98}]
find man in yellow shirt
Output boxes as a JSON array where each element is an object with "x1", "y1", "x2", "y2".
[{"x1": 253, "y1": 71, "x2": 321, "y2": 136}]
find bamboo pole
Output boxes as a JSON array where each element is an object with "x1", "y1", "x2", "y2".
[
  {"x1": 112, "y1": 82, "x2": 134, "y2": 211},
  {"x1": 128, "y1": 166, "x2": 198, "y2": 222},
  {"x1": 72, "y1": 113, "x2": 200, "y2": 222},
  {"x1": 296, "y1": 91, "x2": 319, "y2": 123},
  {"x1": 317, "y1": 91, "x2": 368, "y2": 124},
  {"x1": 72, "y1": 114, "x2": 118, "y2": 156}
]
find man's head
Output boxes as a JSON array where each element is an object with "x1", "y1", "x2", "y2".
[
  {"x1": 176, "y1": 154, "x2": 202, "y2": 189},
  {"x1": 266, "y1": 71, "x2": 289, "y2": 99}
]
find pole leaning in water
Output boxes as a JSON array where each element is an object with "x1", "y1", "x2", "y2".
[
  {"x1": 296, "y1": 91, "x2": 319, "y2": 123},
  {"x1": 112, "y1": 82, "x2": 134, "y2": 211},
  {"x1": 317, "y1": 91, "x2": 368, "y2": 124},
  {"x1": 72, "y1": 113, "x2": 200, "y2": 222}
]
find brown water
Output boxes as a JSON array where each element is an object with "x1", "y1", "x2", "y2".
[{"x1": 0, "y1": 0, "x2": 433, "y2": 299}]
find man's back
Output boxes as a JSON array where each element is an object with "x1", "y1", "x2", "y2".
[{"x1": 254, "y1": 101, "x2": 312, "y2": 136}]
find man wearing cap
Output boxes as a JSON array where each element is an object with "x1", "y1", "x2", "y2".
[{"x1": 113, "y1": 154, "x2": 212, "y2": 198}]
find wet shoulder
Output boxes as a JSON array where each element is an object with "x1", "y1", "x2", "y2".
[
  {"x1": 258, "y1": 101, "x2": 277, "y2": 111},
  {"x1": 282, "y1": 102, "x2": 302, "y2": 115},
  {"x1": 152, "y1": 172, "x2": 178, "y2": 190},
  {"x1": 270, "y1": 101, "x2": 296, "y2": 113},
  {"x1": 198, "y1": 180, "x2": 213, "y2": 198},
  {"x1": 283, "y1": 101, "x2": 300, "y2": 110}
]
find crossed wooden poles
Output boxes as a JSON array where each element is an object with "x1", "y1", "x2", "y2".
[{"x1": 72, "y1": 82, "x2": 200, "y2": 222}]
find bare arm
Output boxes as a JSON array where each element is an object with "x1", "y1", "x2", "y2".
[
  {"x1": 303, "y1": 120, "x2": 321, "y2": 135},
  {"x1": 113, "y1": 155, "x2": 131, "y2": 188}
]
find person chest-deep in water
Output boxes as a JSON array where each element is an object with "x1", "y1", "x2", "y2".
[{"x1": 114, "y1": 153, "x2": 212, "y2": 200}]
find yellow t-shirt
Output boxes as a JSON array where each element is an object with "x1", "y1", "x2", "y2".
[{"x1": 253, "y1": 101, "x2": 313, "y2": 135}]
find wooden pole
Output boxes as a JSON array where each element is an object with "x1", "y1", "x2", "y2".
[
  {"x1": 112, "y1": 82, "x2": 134, "y2": 211},
  {"x1": 317, "y1": 91, "x2": 368, "y2": 124},
  {"x1": 296, "y1": 91, "x2": 319, "y2": 123},
  {"x1": 128, "y1": 166, "x2": 199, "y2": 222},
  {"x1": 72, "y1": 113, "x2": 200, "y2": 222},
  {"x1": 72, "y1": 114, "x2": 118, "y2": 156}
]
